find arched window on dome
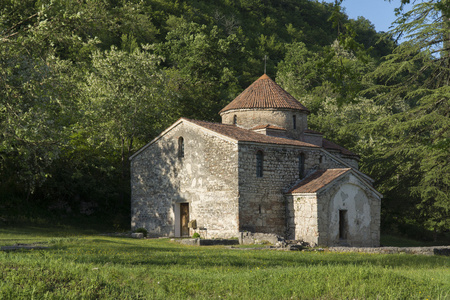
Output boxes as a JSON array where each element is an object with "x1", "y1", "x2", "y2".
[
  {"x1": 178, "y1": 137, "x2": 184, "y2": 158},
  {"x1": 256, "y1": 150, "x2": 264, "y2": 177},
  {"x1": 293, "y1": 115, "x2": 297, "y2": 129},
  {"x1": 233, "y1": 115, "x2": 237, "y2": 125}
]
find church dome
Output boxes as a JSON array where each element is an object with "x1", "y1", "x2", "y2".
[
  {"x1": 219, "y1": 74, "x2": 309, "y2": 114},
  {"x1": 220, "y1": 74, "x2": 309, "y2": 140}
]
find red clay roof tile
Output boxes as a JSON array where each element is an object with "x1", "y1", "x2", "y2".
[
  {"x1": 287, "y1": 168, "x2": 351, "y2": 193},
  {"x1": 220, "y1": 74, "x2": 309, "y2": 113},
  {"x1": 184, "y1": 118, "x2": 318, "y2": 148}
]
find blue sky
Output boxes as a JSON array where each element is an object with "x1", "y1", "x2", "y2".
[{"x1": 324, "y1": 0, "x2": 413, "y2": 33}]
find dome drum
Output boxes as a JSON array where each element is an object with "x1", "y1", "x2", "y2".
[{"x1": 221, "y1": 108, "x2": 307, "y2": 140}]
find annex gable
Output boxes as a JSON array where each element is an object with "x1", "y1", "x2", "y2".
[{"x1": 286, "y1": 168, "x2": 382, "y2": 198}]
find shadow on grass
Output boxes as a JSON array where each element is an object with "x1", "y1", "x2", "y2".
[
  {"x1": 2, "y1": 225, "x2": 448, "y2": 271},
  {"x1": 32, "y1": 237, "x2": 449, "y2": 270}
]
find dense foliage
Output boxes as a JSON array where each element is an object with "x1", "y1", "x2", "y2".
[{"x1": 0, "y1": 0, "x2": 448, "y2": 238}]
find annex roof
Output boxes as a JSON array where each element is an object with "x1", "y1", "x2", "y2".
[
  {"x1": 220, "y1": 74, "x2": 309, "y2": 114},
  {"x1": 287, "y1": 168, "x2": 351, "y2": 193},
  {"x1": 287, "y1": 168, "x2": 382, "y2": 198}
]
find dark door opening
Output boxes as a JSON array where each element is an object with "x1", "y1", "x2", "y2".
[
  {"x1": 339, "y1": 210, "x2": 348, "y2": 240},
  {"x1": 180, "y1": 203, "x2": 190, "y2": 237}
]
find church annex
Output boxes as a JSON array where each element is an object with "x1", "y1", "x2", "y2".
[{"x1": 130, "y1": 74, "x2": 382, "y2": 247}]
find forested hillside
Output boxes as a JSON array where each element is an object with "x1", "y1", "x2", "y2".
[{"x1": 1, "y1": 0, "x2": 448, "y2": 239}]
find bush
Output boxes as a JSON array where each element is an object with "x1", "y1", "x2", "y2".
[{"x1": 192, "y1": 232, "x2": 200, "y2": 238}]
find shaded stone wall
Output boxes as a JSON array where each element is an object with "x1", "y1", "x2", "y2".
[
  {"x1": 316, "y1": 173, "x2": 381, "y2": 247},
  {"x1": 221, "y1": 109, "x2": 308, "y2": 140},
  {"x1": 285, "y1": 153, "x2": 354, "y2": 245},
  {"x1": 238, "y1": 143, "x2": 322, "y2": 236},
  {"x1": 320, "y1": 150, "x2": 359, "y2": 170},
  {"x1": 303, "y1": 133, "x2": 323, "y2": 147},
  {"x1": 131, "y1": 126, "x2": 179, "y2": 237},
  {"x1": 286, "y1": 173, "x2": 380, "y2": 247},
  {"x1": 324, "y1": 150, "x2": 359, "y2": 170},
  {"x1": 338, "y1": 156, "x2": 359, "y2": 169},
  {"x1": 130, "y1": 121, "x2": 240, "y2": 238}
]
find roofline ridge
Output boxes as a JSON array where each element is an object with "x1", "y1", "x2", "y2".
[{"x1": 129, "y1": 117, "x2": 185, "y2": 160}]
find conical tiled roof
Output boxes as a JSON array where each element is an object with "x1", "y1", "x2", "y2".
[{"x1": 220, "y1": 74, "x2": 309, "y2": 114}]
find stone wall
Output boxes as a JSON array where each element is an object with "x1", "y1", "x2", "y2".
[
  {"x1": 320, "y1": 150, "x2": 359, "y2": 170},
  {"x1": 317, "y1": 152, "x2": 341, "y2": 170},
  {"x1": 287, "y1": 173, "x2": 381, "y2": 247},
  {"x1": 239, "y1": 232, "x2": 283, "y2": 245},
  {"x1": 130, "y1": 121, "x2": 240, "y2": 238},
  {"x1": 131, "y1": 118, "x2": 377, "y2": 242},
  {"x1": 333, "y1": 153, "x2": 359, "y2": 170},
  {"x1": 221, "y1": 108, "x2": 308, "y2": 140},
  {"x1": 303, "y1": 133, "x2": 322, "y2": 147},
  {"x1": 285, "y1": 194, "x2": 319, "y2": 245},
  {"x1": 316, "y1": 173, "x2": 381, "y2": 247},
  {"x1": 237, "y1": 143, "x2": 323, "y2": 236}
]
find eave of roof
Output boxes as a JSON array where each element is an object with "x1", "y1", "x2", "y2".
[
  {"x1": 286, "y1": 168, "x2": 382, "y2": 198},
  {"x1": 287, "y1": 168, "x2": 351, "y2": 194},
  {"x1": 130, "y1": 118, "x2": 322, "y2": 161},
  {"x1": 185, "y1": 118, "x2": 318, "y2": 148},
  {"x1": 251, "y1": 124, "x2": 287, "y2": 131}
]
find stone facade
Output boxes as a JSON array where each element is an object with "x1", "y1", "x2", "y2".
[
  {"x1": 130, "y1": 122, "x2": 240, "y2": 238},
  {"x1": 287, "y1": 172, "x2": 381, "y2": 247},
  {"x1": 238, "y1": 144, "x2": 327, "y2": 235},
  {"x1": 130, "y1": 74, "x2": 382, "y2": 246},
  {"x1": 221, "y1": 108, "x2": 308, "y2": 140}
]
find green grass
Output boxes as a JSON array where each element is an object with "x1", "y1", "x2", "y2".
[
  {"x1": 0, "y1": 227, "x2": 449, "y2": 299},
  {"x1": 0, "y1": 223, "x2": 107, "y2": 246},
  {"x1": 381, "y1": 234, "x2": 450, "y2": 247}
]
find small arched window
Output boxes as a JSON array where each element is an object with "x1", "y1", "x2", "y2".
[
  {"x1": 178, "y1": 137, "x2": 184, "y2": 158},
  {"x1": 256, "y1": 150, "x2": 264, "y2": 177},
  {"x1": 233, "y1": 115, "x2": 237, "y2": 125},
  {"x1": 293, "y1": 115, "x2": 297, "y2": 129},
  {"x1": 298, "y1": 153, "x2": 305, "y2": 179}
]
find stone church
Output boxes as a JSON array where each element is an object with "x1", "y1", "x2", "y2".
[{"x1": 130, "y1": 74, "x2": 382, "y2": 247}]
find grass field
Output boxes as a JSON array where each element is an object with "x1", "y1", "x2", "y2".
[{"x1": 0, "y1": 226, "x2": 449, "y2": 299}]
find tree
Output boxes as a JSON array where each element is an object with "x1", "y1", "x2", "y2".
[
  {"x1": 158, "y1": 20, "x2": 244, "y2": 121},
  {"x1": 277, "y1": 1, "x2": 379, "y2": 106},
  {"x1": 0, "y1": 52, "x2": 75, "y2": 201},
  {"x1": 277, "y1": 40, "x2": 376, "y2": 106},
  {"x1": 363, "y1": 0, "x2": 450, "y2": 236},
  {"x1": 84, "y1": 45, "x2": 178, "y2": 179},
  {"x1": 0, "y1": 1, "x2": 80, "y2": 201}
]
